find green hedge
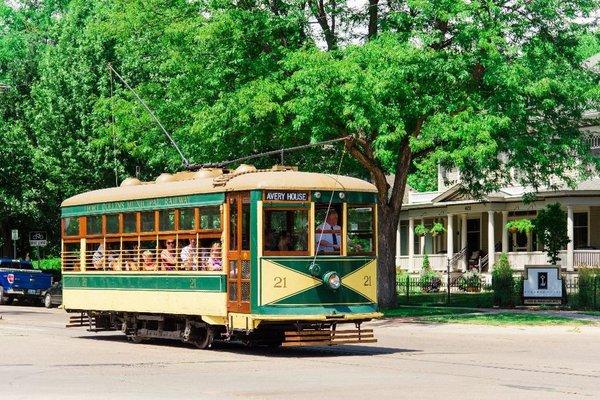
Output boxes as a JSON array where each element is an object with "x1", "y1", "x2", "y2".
[
  {"x1": 578, "y1": 268, "x2": 600, "y2": 309},
  {"x1": 35, "y1": 257, "x2": 61, "y2": 271}
]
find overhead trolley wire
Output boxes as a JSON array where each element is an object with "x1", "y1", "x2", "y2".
[{"x1": 187, "y1": 136, "x2": 351, "y2": 170}]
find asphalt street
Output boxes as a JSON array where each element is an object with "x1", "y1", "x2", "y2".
[{"x1": 1, "y1": 305, "x2": 599, "y2": 400}]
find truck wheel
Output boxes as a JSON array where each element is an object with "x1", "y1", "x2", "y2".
[
  {"x1": 44, "y1": 293, "x2": 52, "y2": 308},
  {"x1": 0, "y1": 287, "x2": 6, "y2": 305}
]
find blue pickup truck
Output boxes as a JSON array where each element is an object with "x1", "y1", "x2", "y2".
[{"x1": 0, "y1": 258, "x2": 53, "y2": 305}]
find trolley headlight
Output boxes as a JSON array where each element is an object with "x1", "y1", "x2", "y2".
[{"x1": 323, "y1": 271, "x2": 341, "y2": 290}]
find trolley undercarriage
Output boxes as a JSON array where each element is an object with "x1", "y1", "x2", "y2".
[{"x1": 67, "y1": 311, "x2": 377, "y2": 349}]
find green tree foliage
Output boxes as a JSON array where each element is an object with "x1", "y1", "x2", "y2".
[
  {"x1": 534, "y1": 203, "x2": 570, "y2": 265},
  {"x1": 492, "y1": 253, "x2": 515, "y2": 307}
]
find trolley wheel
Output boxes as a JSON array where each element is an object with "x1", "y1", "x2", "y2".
[
  {"x1": 128, "y1": 335, "x2": 146, "y2": 344},
  {"x1": 44, "y1": 293, "x2": 52, "y2": 308},
  {"x1": 192, "y1": 326, "x2": 214, "y2": 349}
]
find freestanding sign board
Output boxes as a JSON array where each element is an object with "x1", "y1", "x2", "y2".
[
  {"x1": 523, "y1": 265, "x2": 564, "y2": 305},
  {"x1": 29, "y1": 231, "x2": 48, "y2": 247},
  {"x1": 11, "y1": 229, "x2": 19, "y2": 240}
]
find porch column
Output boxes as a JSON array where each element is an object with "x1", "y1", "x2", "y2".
[
  {"x1": 461, "y1": 213, "x2": 467, "y2": 271},
  {"x1": 488, "y1": 210, "x2": 495, "y2": 271},
  {"x1": 447, "y1": 214, "x2": 454, "y2": 262},
  {"x1": 408, "y1": 218, "x2": 415, "y2": 272},
  {"x1": 567, "y1": 206, "x2": 574, "y2": 271},
  {"x1": 502, "y1": 211, "x2": 509, "y2": 253},
  {"x1": 395, "y1": 221, "x2": 401, "y2": 266}
]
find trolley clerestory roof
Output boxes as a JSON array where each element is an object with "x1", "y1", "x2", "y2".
[{"x1": 61, "y1": 166, "x2": 377, "y2": 208}]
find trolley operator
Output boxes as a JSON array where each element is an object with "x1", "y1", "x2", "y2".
[{"x1": 315, "y1": 209, "x2": 342, "y2": 254}]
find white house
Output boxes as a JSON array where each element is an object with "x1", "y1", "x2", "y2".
[{"x1": 396, "y1": 112, "x2": 600, "y2": 274}]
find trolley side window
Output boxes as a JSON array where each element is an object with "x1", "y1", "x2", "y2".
[
  {"x1": 200, "y1": 206, "x2": 221, "y2": 230},
  {"x1": 347, "y1": 206, "x2": 375, "y2": 255},
  {"x1": 87, "y1": 215, "x2": 102, "y2": 236},
  {"x1": 179, "y1": 208, "x2": 195, "y2": 231},
  {"x1": 263, "y1": 208, "x2": 309, "y2": 255},
  {"x1": 63, "y1": 217, "x2": 80, "y2": 237}
]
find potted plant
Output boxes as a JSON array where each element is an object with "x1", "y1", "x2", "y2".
[
  {"x1": 430, "y1": 222, "x2": 446, "y2": 237},
  {"x1": 457, "y1": 270, "x2": 482, "y2": 292},
  {"x1": 414, "y1": 223, "x2": 428, "y2": 237},
  {"x1": 505, "y1": 219, "x2": 534, "y2": 234}
]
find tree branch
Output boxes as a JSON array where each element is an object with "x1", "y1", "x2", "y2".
[
  {"x1": 367, "y1": 0, "x2": 379, "y2": 40},
  {"x1": 344, "y1": 136, "x2": 389, "y2": 206},
  {"x1": 308, "y1": 0, "x2": 337, "y2": 50}
]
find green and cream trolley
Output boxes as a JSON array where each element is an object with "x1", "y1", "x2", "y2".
[{"x1": 61, "y1": 164, "x2": 381, "y2": 348}]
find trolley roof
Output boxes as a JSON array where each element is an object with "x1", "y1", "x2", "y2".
[{"x1": 61, "y1": 165, "x2": 377, "y2": 207}]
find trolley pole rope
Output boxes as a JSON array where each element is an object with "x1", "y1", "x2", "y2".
[
  {"x1": 186, "y1": 136, "x2": 351, "y2": 171},
  {"x1": 108, "y1": 64, "x2": 190, "y2": 167}
]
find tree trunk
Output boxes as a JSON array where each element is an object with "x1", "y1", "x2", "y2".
[{"x1": 377, "y1": 205, "x2": 399, "y2": 308}]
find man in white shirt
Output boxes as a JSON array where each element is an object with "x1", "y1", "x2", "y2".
[
  {"x1": 180, "y1": 238, "x2": 198, "y2": 270},
  {"x1": 315, "y1": 209, "x2": 342, "y2": 253}
]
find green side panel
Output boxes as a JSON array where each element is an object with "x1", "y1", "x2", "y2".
[
  {"x1": 259, "y1": 304, "x2": 378, "y2": 316},
  {"x1": 313, "y1": 191, "x2": 377, "y2": 204},
  {"x1": 63, "y1": 273, "x2": 226, "y2": 292},
  {"x1": 250, "y1": 190, "x2": 261, "y2": 312},
  {"x1": 255, "y1": 256, "x2": 376, "y2": 315},
  {"x1": 62, "y1": 192, "x2": 226, "y2": 217}
]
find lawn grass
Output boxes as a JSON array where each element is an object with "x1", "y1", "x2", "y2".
[
  {"x1": 421, "y1": 312, "x2": 594, "y2": 326},
  {"x1": 382, "y1": 306, "x2": 477, "y2": 318},
  {"x1": 579, "y1": 311, "x2": 600, "y2": 317}
]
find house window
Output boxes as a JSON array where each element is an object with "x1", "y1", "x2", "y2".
[{"x1": 574, "y1": 212, "x2": 588, "y2": 249}]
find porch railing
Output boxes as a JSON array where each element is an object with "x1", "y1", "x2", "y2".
[{"x1": 574, "y1": 250, "x2": 600, "y2": 267}]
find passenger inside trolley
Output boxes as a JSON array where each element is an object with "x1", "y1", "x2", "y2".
[
  {"x1": 315, "y1": 208, "x2": 342, "y2": 254},
  {"x1": 161, "y1": 240, "x2": 177, "y2": 270}
]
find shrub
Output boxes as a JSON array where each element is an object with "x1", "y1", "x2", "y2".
[
  {"x1": 578, "y1": 267, "x2": 600, "y2": 309},
  {"x1": 36, "y1": 257, "x2": 61, "y2": 271},
  {"x1": 419, "y1": 255, "x2": 441, "y2": 292},
  {"x1": 492, "y1": 253, "x2": 515, "y2": 307}
]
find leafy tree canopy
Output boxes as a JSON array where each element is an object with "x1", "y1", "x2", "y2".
[{"x1": 1, "y1": 0, "x2": 599, "y2": 306}]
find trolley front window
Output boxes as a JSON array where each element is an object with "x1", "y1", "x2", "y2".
[
  {"x1": 347, "y1": 206, "x2": 374, "y2": 255},
  {"x1": 264, "y1": 208, "x2": 309, "y2": 255}
]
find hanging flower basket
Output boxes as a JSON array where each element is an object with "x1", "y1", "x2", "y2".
[
  {"x1": 414, "y1": 224, "x2": 428, "y2": 237},
  {"x1": 505, "y1": 219, "x2": 534, "y2": 234},
  {"x1": 430, "y1": 222, "x2": 446, "y2": 237}
]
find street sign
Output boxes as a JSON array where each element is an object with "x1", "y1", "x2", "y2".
[
  {"x1": 11, "y1": 229, "x2": 19, "y2": 240},
  {"x1": 29, "y1": 231, "x2": 48, "y2": 247}
]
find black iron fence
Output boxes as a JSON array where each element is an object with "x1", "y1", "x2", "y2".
[{"x1": 396, "y1": 272, "x2": 600, "y2": 310}]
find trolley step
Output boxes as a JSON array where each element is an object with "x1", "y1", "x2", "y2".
[{"x1": 282, "y1": 328, "x2": 376, "y2": 347}]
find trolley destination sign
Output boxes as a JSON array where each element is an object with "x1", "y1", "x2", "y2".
[{"x1": 264, "y1": 191, "x2": 309, "y2": 202}]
